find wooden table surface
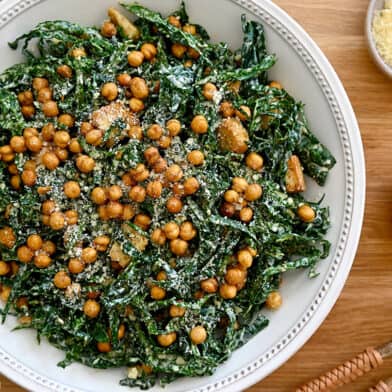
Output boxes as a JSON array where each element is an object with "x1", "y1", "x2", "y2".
[{"x1": 1, "y1": 0, "x2": 392, "y2": 391}]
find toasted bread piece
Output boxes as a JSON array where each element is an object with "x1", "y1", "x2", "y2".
[
  {"x1": 108, "y1": 8, "x2": 140, "y2": 40},
  {"x1": 285, "y1": 155, "x2": 306, "y2": 193},
  {"x1": 110, "y1": 242, "x2": 131, "y2": 268},
  {"x1": 218, "y1": 118, "x2": 249, "y2": 154}
]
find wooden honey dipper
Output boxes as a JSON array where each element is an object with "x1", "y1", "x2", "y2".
[{"x1": 296, "y1": 341, "x2": 392, "y2": 391}]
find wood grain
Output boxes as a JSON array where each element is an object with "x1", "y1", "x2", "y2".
[{"x1": 1, "y1": 1, "x2": 392, "y2": 391}]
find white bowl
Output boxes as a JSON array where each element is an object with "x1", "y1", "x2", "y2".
[
  {"x1": 366, "y1": 0, "x2": 392, "y2": 78},
  {"x1": 0, "y1": 0, "x2": 365, "y2": 391}
]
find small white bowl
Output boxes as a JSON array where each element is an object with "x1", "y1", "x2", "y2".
[{"x1": 366, "y1": 0, "x2": 392, "y2": 78}]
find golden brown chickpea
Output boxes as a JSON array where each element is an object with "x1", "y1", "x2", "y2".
[
  {"x1": 58, "y1": 114, "x2": 74, "y2": 128},
  {"x1": 183, "y1": 177, "x2": 200, "y2": 196},
  {"x1": 219, "y1": 283, "x2": 237, "y2": 299},
  {"x1": 191, "y1": 115, "x2": 208, "y2": 134},
  {"x1": 10, "y1": 136, "x2": 26, "y2": 153},
  {"x1": 117, "y1": 324, "x2": 126, "y2": 340},
  {"x1": 237, "y1": 249, "x2": 253, "y2": 269},
  {"x1": 108, "y1": 185, "x2": 123, "y2": 201},
  {"x1": 179, "y1": 221, "x2": 197, "y2": 241},
  {"x1": 53, "y1": 270, "x2": 71, "y2": 289},
  {"x1": 42, "y1": 215, "x2": 50, "y2": 226},
  {"x1": 130, "y1": 163, "x2": 150, "y2": 182},
  {"x1": 235, "y1": 105, "x2": 251, "y2": 121},
  {"x1": 190, "y1": 326, "x2": 207, "y2": 345},
  {"x1": 225, "y1": 267, "x2": 246, "y2": 286},
  {"x1": 224, "y1": 190, "x2": 239, "y2": 204},
  {"x1": 106, "y1": 201, "x2": 124, "y2": 219},
  {"x1": 53, "y1": 146, "x2": 68, "y2": 160},
  {"x1": 144, "y1": 146, "x2": 160, "y2": 165},
  {"x1": 64, "y1": 181, "x2": 81, "y2": 199},
  {"x1": 169, "y1": 304, "x2": 186, "y2": 318},
  {"x1": 170, "y1": 238, "x2": 188, "y2": 256},
  {"x1": 134, "y1": 214, "x2": 151, "y2": 231},
  {"x1": 183, "y1": 24, "x2": 197, "y2": 35},
  {"x1": 220, "y1": 101, "x2": 235, "y2": 118},
  {"x1": 187, "y1": 150, "x2": 204, "y2": 166},
  {"x1": 81, "y1": 247, "x2": 97, "y2": 264},
  {"x1": 84, "y1": 299, "x2": 101, "y2": 318},
  {"x1": 42, "y1": 240, "x2": 56, "y2": 255},
  {"x1": 49, "y1": 212, "x2": 65, "y2": 230},
  {"x1": 65, "y1": 210, "x2": 78, "y2": 225},
  {"x1": 98, "y1": 205, "x2": 109, "y2": 221},
  {"x1": 153, "y1": 157, "x2": 167, "y2": 174},
  {"x1": 0, "y1": 144, "x2": 13, "y2": 154},
  {"x1": 166, "y1": 119, "x2": 181, "y2": 136},
  {"x1": 42, "y1": 101, "x2": 59, "y2": 117},
  {"x1": 130, "y1": 77, "x2": 149, "y2": 100},
  {"x1": 17, "y1": 245, "x2": 33, "y2": 263},
  {"x1": 8, "y1": 164, "x2": 18, "y2": 175},
  {"x1": 122, "y1": 173, "x2": 135, "y2": 187},
  {"x1": 150, "y1": 285, "x2": 166, "y2": 300},
  {"x1": 244, "y1": 183, "x2": 262, "y2": 201},
  {"x1": 10, "y1": 261, "x2": 19, "y2": 276},
  {"x1": 171, "y1": 43, "x2": 187, "y2": 58},
  {"x1": 91, "y1": 187, "x2": 107, "y2": 205},
  {"x1": 101, "y1": 20, "x2": 117, "y2": 37},
  {"x1": 147, "y1": 124, "x2": 163, "y2": 140},
  {"x1": 42, "y1": 200, "x2": 55, "y2": 216},
  {"x1": 25, "y1": 136, "x2": 43, "y2": 153},
  {"x1": 158, "y1": 135, "x2": 171, "y2": 149},
  {"x1": 187, "y1": 47, "x2": 200, "y2": 60},
  {"x1": 37, "y1": 186, "x2": 51, "y2": 195},
  {"x1": 32, "y1": 77, "x2": 48, "y2": 91},
  {"x1": 168, "y1": 15, "x2": 181, "y2": 28},
  {"x1": 269, "y1": 81, "x2": 283, "y2": 89},
  {"x1": 24, "y1": 158, "x2": 36, "y2": 170},
  {"x1": 151, "y1": 228, "x2": 166, "y2": 246},
  {"x1": 163, "y1": 222, "x2": 180, "y2": 240},
  {"x1": 146, "y1": 181, "x2": 162, "y2": 198},
  {"x1": 122, "y1": 204, "x2": 136, "y2": 220},
  {"x1": 117, "y1": 73, "x2": 131, "y2": 87},
  {"x1": 71, "y1": 48, "x2": 86, "y2": 58},
  {"x1": 184, "y1": 59, "x2": 193, "y2": 68},
  {"x1": 101, "y1": 82, "x2": 118, "y2": 101},
  {"x1": 129, "y1": 185, "x2": 146, "y2": 203},
  {"x1": 27, "y1": 234, "x2": 43, "y2": 251},
  {"x1": 54, "y1": 130, "x2": 70, "y2": 148},
  {"x1": 156, "y1": 271, "x2": 168, "y2": 281},
  {"x1": 10, "y1": 175, "x2": 21, "y2": 190},
  {"x1": 297, "y1": 204, "x2": 316, "y2": 223},
  {"x1": 37, "y1": 87, "x2": 52, "y2": 103},
  {"x1": 232, "y1": 177, "x2": 248, "y2": 193},
  {"x1": 166, "y1": 196, "x2": 183, "y2": 214},
  {"x1": 246, "y1": 247, "x2": 257, "y2": 257},
  {"x1": 141, "y1": 43, "x2": 157, "y2": 61},
  {"x1": 202, "y1": 83, "x2": 218, "y2": 101},
  {"x1": 165, "y1": 164, "x2": 183, "y2": 182},
  {"x1": 266, "y1": 291, "x2": 282, "y2": 310},
  {"x1": 21, "y1": 170, "x2": 37, "y2": 187},
  {"x1": 41, "y1": 123, "x2": 55, "y2": 141},
  {"x1": 80, "y1": 122, "x2": 93, "y2": 135},
  {"x1": 246, "y1": 152, "x2": 264, "y2": 171},
  {"x1": 76, "y1": 155, "x2": 95, "y2": 173},
  {"x1": 1, "y1": 154, "x2": 15, "y2": 163},
  {"x1": 16, "y1": 297, "x2": 28, "y2": 309},
  {"x1": 18, "y1": 90, "x2": 34, "y2": 105},
  {"x1": 97, "y1": 341, "x2": 112, "y2": 353},
  {"x1": 157, "y1": 332, "x2": 177, "y2": 347},
  {"x1": 0, "y1": 286, "x2": 11, "y2": 302},
  {"x1": 21, "y1": 105, "x2": 35, "y2": 118},
  {"x1": 57, "y1": 64, "x2": 72, "y2": 78},
  {"x1": 34, "y1": 253, "x2": 52, "y2": 268},
  {"x1": 0, "y1": 261, "x2": 10, "y2": 276},
  {"x1": 172, "y1": 183, "x2": 185, "y2": 197},
  {"x1": 68, "y1": 258, "x2": 85, "y2": 274},
  {"x1": 69, "y1": 138, "x2": 82, "y2": 153},
  {"x1": 129, "y1": 98, "x2": 145, "y2": 113},
  {"x1": 41, "y1": 152, "x2": 59, "y2": 171},
  {"x1": 200, "y1": 277, "x2": 218, "y2": 293},
  {"x1": 127, "y1": 50, "x2": 144, "y2": 67},
  {"x1": 93, "y1": 235, "x2": 111, "y2": 252},
  {"x1": 23, "y1": 127, "x2": 39, "y2": 138}
]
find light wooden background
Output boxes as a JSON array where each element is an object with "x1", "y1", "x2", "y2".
[{"x1": 1, "y1": 0, "x2": 392, "y2": 391}]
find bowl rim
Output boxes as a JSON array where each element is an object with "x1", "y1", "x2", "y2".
[
  {"x1": 365, "y1": 0, "x2": 392, "y2": 78},
  {"x1": 0, "y1": 0, "x2": 366, "y2": 391}
]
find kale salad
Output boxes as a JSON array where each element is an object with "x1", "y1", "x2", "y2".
[{"x1": 0, "y1": 2, "x2": 336, "y2": 389}]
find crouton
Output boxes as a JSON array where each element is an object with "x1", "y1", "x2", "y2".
[
  {"x1": 285, "y1": 155, "x2": 306, "y2": 193},
  {"x1": 218, "y1": 117, "x2": 249, "y2": 154}
]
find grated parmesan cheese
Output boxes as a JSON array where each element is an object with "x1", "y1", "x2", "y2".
[{"x1": 372, "y1": 0, "x2": 392, "y2": 66}]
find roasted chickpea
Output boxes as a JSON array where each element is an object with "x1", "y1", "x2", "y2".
[
  {"x1": 235, "y1": 105, "x2": 251, "y2": 121},
  {"x1": 97, "y1": 341, "x2": 111, "y2": 353},
  {"x1": 237, "y1": 249, "x2": 253, "y2": 269},
  {"x1": 239, "y1": 207, "x2": 253, "y2": 223},
  {"x1": 53, "y1": 130, "x2": 70, "y2": 148},
  {"x1": 76, "y1": 155, "x2": 95, "y2": 173},
  {"x1": 37, "y1": 186, "x2": 51, "y2": 195},
  {"x1": 32, "y1": 77, "x2": 48, "y2": 91},
  {"x1": 220, "y1": 101, "x2": 235, "y2": 118},
  {"x1": 169, "y1": 304, "x2": 186, "y2": 317},
  {"x1": 37, "y1": 87, "x2": 52, "y2": 103},
  {"x1": 232, "y1": 177, "x2": 248, "y2": 193},
  {"x1": 42, "y1": 101, "x2": 59, "y2": 117},
  {"x1": 166, "y1": 119, "x2": 181, "y2": 136},
  {"x1": 146, "y1": 181, "x2": 162, "y2": 198},
  {"x1": 134, "y1": 214, "x2": 151, "y2": 230},
  {"x1": 42, "y1": 200, "x2": 56, "y2": 215},
  {"x1": 27, "y1": 234, "x2": 42, "y2": 251},
  {"x1": 65, "y1": 210, "x2": 78, "y2": 225},
  {"x1": 101, "y1": 20, "x2": 117, "y2": 37},
  {"x1": 23, "y1": 128, "x2": 39, "y2": 139},
  {"x1": 64, "y1": 181, "x2": 81, "y2": 199},
  {"x1": 8, "y1": 164, "x2": 18, "y2": 175},
  {"x1": 187, "y1": 150, "x2": 204, "y2": 166},
  {"x1": 34, "y1": 253, "x2": 52, "y2": 268},
  {"x1": 225, "y1": 268, "x2": 246, "y2": 286},
  {"x1": 67, "y1": 258, "x2": 85, "y2": 274},
  {"x1": 122, "y1": 173, "x2": 135, "y2": 187},
  {"x1": 224, "y1": 190, "x2": 239, "y2": 204},
  {"x1": 219, "y1": 283, "x2": 237, "y2": 299},
  {"x1": 158, "y1": 135, "x2": 171, "y2": 149},
  {"x1": 153, "y1": 157, "x2": 167, "y2": 174},
  {"x1": 150, "y1": 285, "x2": 166, "y2": 300},
  {"x1": 141, "y1": 43, "x2": 157, "y2": 60},
  {"x1": 58, "y1": 114, "x2": 74, "y2": 128},
  {"x1": 170, "y1": 238, "x2": 188, "y2": 256},
  {"x1": 171, "y1": 43, "x2": 187, "y2": 58},
  {"x1": 166, "y1": 197, "x2": 183, "y2": 214},
  {"x1": 41, "y1": 152, "x2": 59, "y2": 170},
  {"x1": 57, "y1": 64, "x2": 72, "y2": 78},
  {"x1": 191, "y1": 115, "x2": 208, "y2": 134},
  {"x1": 26, "y1": 136, "x2": 42, "y2": 153},
  {"x1": 246, "y1": 152, "x2": 264, "y2": 171},
  {"x1": 101, "y1": 82, "x2": 118, "y2": 101},
  {"x1": 129, "y1": 98, "x2": 145, "y2": 115},
  {"x1": 244, "y1": 183, "x2": 262, "y2": 201},
  {"x1": 41, "y1": 123, "x2": 55, "y2": 141},
  {"x1": 129, "y1": 185, "x2": 146, "y2": 203},
  {"x1": 179, "y1": 221, "x2": 196, "y2": 240},
  {"x1": 297, "y1": 204, "x2": 316, "y2": 223},
  {"x1": 128, "y1": 50, "x2": 144, "y2": 67},
  {"x1": 106, "y1": 201, "x2": 124, "y2": 219},
  {"x1": 83, "y1": 299, "x2": 101, "y2": 318},
  {"x1": 98, "y1": 205, "x2": 109, "y2": 221},
  {"x1": 21, "y1": 170, "x2": 37, "y2": 187},
  {"x1": 184, "y1": 59, "x2": 193, "y2": 68},
  {"x1": 10, "y1": 175, "x2": 21, "y2": 190},
  {"x1": 108, "y1": 185, "x2": 123, "y2": 201},
  {"x1": 151, "y1": 228, "x2": 166, "y2": 245},
  {"x1": 10, "y1": 136, "x2": 26, "y2": 153},
  {"x1": 269, "y1": 81, "x2": 283, "y2": 89},
  {"x1": 80, "y1": 122, "x2": 93, "y2": 135},
  {"x1": 147, "y1": 124, "x2": 163, "y2": 140},
  {"x1": 200, "y1": 277, "x2": 218, "y2": 293},
  {"x1": 0, "y1": 286, "x2": 11, "y2": 302},
  {"x1": 90, "y1": 187, "x2": 107, "y2": 205},
  {"x1": 21, "y1": 105, "x2": 35, "y2": 118},
  {"x1": 183, "y1": 177, "x2": 200, "y2": 195},
  {"x1": 42, "y1": 240, "x2": 56, "y2": 255},
  {"x1": 144, "y1": 146, "x2": 160, "y2": 165},
  {"x1": 18, "y1": 90, "x2": 34, "y2": 105},
  {"x1": 69, "y1": 138, "x2": 82, "y2": 153},
  {"x1": 266, "y1": 291, "x2": 282, "y2": 310},
  {"x1": 82, "y1": 247, "x2": 97, "y2": 264},
  {"x1": 168, "y1": 15, "x2": 181, "y2": 28},
  {"x1": 0, "y1": 144, "x2": 13, "y2": 155},
  {"x1": 117, "y1": 324, "x2": 126, "y2": 340},
  {"x1": 157, "y1": 332, "x2": 176, "y2": 347},
  {"x1": 130, "y1": 77, "x2": 149, "y2": 100},
  {"x1": 130, "y1": 164, "x2": 150, "y2": 182},
  {"x1": 49, "y1": 212, "x2": 65, "y2": 230},
  {"x1": 71, "y1": 47, "x2": 86, "y2": 58},
  {"x1": 187, "y1": 47, "x2": 200, "y2": 60},
  {"x1": 53, "y1": 270, "x2": 71, "y2": 289},
  {"x1": 183, "y1": 24, "x2": 196, "y2": 35},
  {"x1": 17, "y1": 245, "x2": 33, "y2": 263},
  {"x1": 54, "y1": 147, "x2": 69, "y2": 161},
  {"x1": 93, "y1": 235, "x2": 111, "y2": 251},
  {"x1": 117, "y1": 73, "x2": 131, "y2": 87},
  {"x1": 190, "y1": 326, "x2": 207, "y2": 345},
  {"x1": 0, "y1": 261, "x2": 10, "y2": 276},
  {"x1": 172, "y1": 183, "x2": 185, "y2": 197},
  {"x1": 202, "y1": 83, "x2": 217, "y2": 101},
  {"x1": 122, "y1": 204, "x2": 136, "y2": 220},
  {"x1": 165, "y1": 164, "x2": 183, "y2": 182},
  {"x1": 163, "y1": 222, "x2": 180, "y2": 240}
]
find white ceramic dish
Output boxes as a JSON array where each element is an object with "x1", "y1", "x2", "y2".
[
  {"x1": 0, "y1": 0, "x2": 365, "y2": 391},
  {"x1": 366, "y1": 0, "x2": 392, "y2": 78}
]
